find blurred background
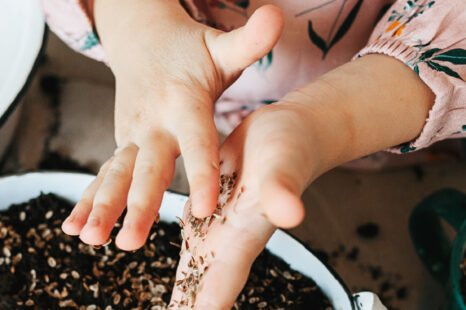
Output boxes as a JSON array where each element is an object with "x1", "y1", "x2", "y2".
[{"x1": 1, "y1": 18, "x2": 466, "y2": 310}]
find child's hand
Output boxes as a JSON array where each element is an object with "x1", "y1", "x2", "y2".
[
  {"x1": 170, "y1": 103, "x2": 315, "y2": 309},
  {"x1": 170, "y1": 53, "x2": 435, "y2": 308},
  {"x1": 61, "y1": 1, "x2": 284, "y2": 250}
]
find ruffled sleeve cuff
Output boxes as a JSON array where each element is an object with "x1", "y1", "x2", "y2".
[{"x1": 354, "y1": 1, "x2": 466, "y2": 154}]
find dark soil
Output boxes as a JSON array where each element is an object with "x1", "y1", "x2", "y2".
[
  {"x1": 0, "y1": 194, "x2": 333, "y2": 309},
  {"x1": 356, "y1": 223, "x2": 380, "y2": 239}
]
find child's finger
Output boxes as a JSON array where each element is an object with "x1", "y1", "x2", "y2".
[
  {"x1": 242, "y1": 125, "x2": 308, "y2": 228},
  {"x1": 210, "y1": 5, "x2": 284, "y2": 78},
  {"x1": 62, "y1": 158, "x2": 113, "y2": 235},
  {"x1": 177, "y1": 114, "x2": 220, "y2": 219},
  {"x1": 115, "y1": 135, "x2": 177, "y2": 251},
  {"x1": 259, "y1": 171, "x2": 305, "y2": 229},
  {"x1": 79, "y1": 143, "x2": 138, "y2": 245}
]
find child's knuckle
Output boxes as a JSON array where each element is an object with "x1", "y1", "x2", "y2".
[{"x1": 107, "y1": 162, "x2": 130, "y2": 178}]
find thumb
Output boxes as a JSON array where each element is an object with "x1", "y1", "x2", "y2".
[
  {"x1": 260, "y1": 171, "x2": 306, "y2": 229},
  {"x1": 209, "y1": 5, "x2": 284, "y2": 78}
]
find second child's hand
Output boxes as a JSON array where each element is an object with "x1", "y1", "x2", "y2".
[{"x1": 170, "y1": 54, "x2": 434, "y2": 309}]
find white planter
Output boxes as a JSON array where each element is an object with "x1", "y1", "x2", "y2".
[
  {"x1": 0, "y1": 172, "x2": 385, "y2": 310},
  {"x1": 0, "y1": 0, "x2": 46, "y2": 159}
]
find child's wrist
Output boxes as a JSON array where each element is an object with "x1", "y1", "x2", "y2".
[
  {"x1": 93, "y1": 0, "x2": 195, "y2": 71},
  {"x1": 276, "y1": 90, "x2": 348, "y2": 181},
  {"x1": 93, "y1": 0, "x2": 192, "y2": 48}
]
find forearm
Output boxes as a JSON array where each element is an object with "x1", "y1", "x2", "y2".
[
  {"x1": 91, "y1": 0, "x2": 196, "y2": 72},
  {"x1": 281, "y1": 54, "x2": 434, "y2": 179}
]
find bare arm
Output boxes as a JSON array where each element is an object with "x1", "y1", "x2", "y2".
[{"x1": 280, "y1": 53, "x2": 434, "y2": 180}]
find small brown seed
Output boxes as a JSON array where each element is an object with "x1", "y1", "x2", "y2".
[
  {"x1": 47, "y1": 257, "x2": 57, "y2": 268},
  {"x1": 3, "y1": 247, "x2": 11, "y2": 257},
  {"x1": 45, "y1": 210, "x2": 53, "y2": 219},
  {"x1": 258, "y1": 301, "x2": 268, "y2": 308},
  {"x1": 71, "y1": 270, "x2": 80, "y2": 279}
]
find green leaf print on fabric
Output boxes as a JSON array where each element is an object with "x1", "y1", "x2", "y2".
[
  {"x1": 418, "y1": 48, "x2": 441, "y2": 61},
  {"x1": 307, "y1": 21, "x2": 328, "y2": 56},
  {"x1": 256, "y1": 50, "x2": 273, "y2": 71},
  {"x1": 432, "y1": 49, "x2": 466, "y2": 65},
  {"x1": 388, "y1": 1, "x2": 435, "y2": 22},
  {"x1": 400, "y1": 143, "x2": 417, "y2": 153},
  {"x1": 426, "y1": 61, "x2": 463, "y2": 81},
  {"x1": 299, "y1": 0, "x2": 363, "y2": 59},
  {"x1": 407, "y1": 47, "x2": 466, "y2": 81},
  {"x1": 81, "y1": 31, "x2": 99, "y2": 51},
  {"x1": 383, "y1": 1, "x2": 435, "y2": 39},
  {"x1": 328, "y1": 0, "x2": 363, "y2": 49}
]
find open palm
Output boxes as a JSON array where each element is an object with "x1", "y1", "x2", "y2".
[{"x1": 170, "y1": 103, "x2": 317, "y2": 309}]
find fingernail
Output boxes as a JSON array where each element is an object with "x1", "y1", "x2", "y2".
[
  {"x1": 86, "y1": 216, "x2": 100, "y2": 227},
  {"x1": 122, "y1": 220, "x2": 133, "y2": 230}
]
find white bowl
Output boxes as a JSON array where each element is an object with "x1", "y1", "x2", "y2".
[
  {"x1": 0, "y1": 0, "x2": 46, "y2": 159},
  {"x1": 0, "y1": 172, "x2": 382, "y2": 310}
]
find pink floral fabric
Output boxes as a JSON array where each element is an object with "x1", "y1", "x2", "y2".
[
  {"x1": 41, "y1": 0, "x2": 106, "y2": 63},
  {"x1": 41, "y1": 0, "x2": 466, "y2": 157}
]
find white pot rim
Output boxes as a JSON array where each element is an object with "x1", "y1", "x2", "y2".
[
  {"x1": 0, "y1": 0, "x2": 47, "y2": 128},
  {"x1": 0, "y1": 171, "x2": 356, "y2": 309}
]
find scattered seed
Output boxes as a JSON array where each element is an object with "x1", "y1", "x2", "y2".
[
  {"x1": 3, "y1": 247, "x2": 11, "y2": 257},
  {"x1": 169, "y1": 242, "x2": 181, "y2": 248},
  {"x1": 113, "y1": 293, "x2": 121, "y2": 305},
  {"x1": 71, "y1": 270, "x2": 80, "y2": 279},
  {"x1": 149, "y1": 232, "x2": 157, "y2": 240},
  {"x1": 45, "y1": 210, "x2": 53, "y2": 219},
  {"x1": 47, "y1": 257, "x2": 57, "y2": 268}
]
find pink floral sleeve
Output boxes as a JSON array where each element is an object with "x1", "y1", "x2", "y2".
[
  {"x1": 356, "y1": 0, "x2": 466, "y2": 154},
  {"x1": 41, "y1": 0, "x2": 106, "y2": 63}
]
